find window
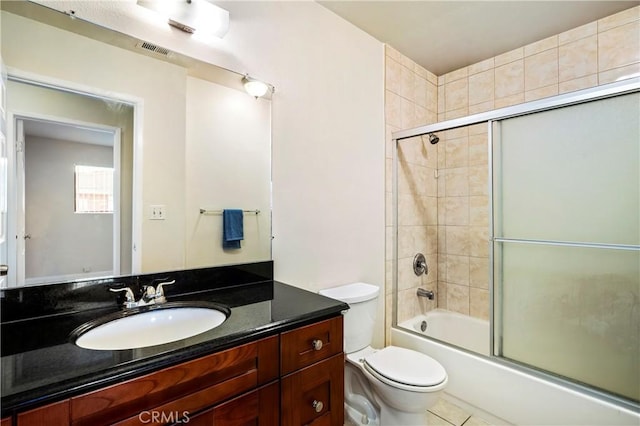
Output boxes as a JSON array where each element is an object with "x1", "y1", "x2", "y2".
[{"x1": 74, "y1": 165, "x2": 114, "y2": 213}]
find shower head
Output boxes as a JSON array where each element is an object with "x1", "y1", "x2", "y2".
[{"x1": 428, "y1": 133, "x2": 439, "y2": 144}]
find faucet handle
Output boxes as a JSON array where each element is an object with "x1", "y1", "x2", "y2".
[
  {"x1": 142, "y1": 284, "x2": 156, "y2": 299},
  {"x1": 110, "y1": 287, "x2": 136, "y2": 307},
  {"x1": 155, "y1": 280, "x2": 176, "y2": 302}
]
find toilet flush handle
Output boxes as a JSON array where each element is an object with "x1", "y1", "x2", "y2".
[{"x1": 312, "y1": 339, "x2": 323, "y2": 351}]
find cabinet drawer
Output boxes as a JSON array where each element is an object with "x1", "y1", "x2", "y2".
[
  {"x1": 188, "y1": 382, "x2": 279, "y2": 426},
  {"x1": 71, "y1": 335, "x2": 278, "y2": 426},
  {"x1": 281, "y1": 353, "x2": 344, "y2": 426},
  {"x1": 280, "y1": 316, "x2": 343, "y2": 375},
  {"x1": 17, "y1": 399, "x2": 69, "y2": 426}
]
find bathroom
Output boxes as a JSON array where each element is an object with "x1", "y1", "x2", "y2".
[{"x1": 1, "y1": 1, "x2": 639, "y2": 425}]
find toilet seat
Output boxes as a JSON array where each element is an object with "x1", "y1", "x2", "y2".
[{"x1": 363, "y1": 346, "x2": 447, "y2": 392}]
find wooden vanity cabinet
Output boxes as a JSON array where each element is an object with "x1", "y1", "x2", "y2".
[
  {"x1": 280, "y1": 316, "x2": 344, "y2": 426},
  {"x1": 11, "y1": 316, "x2": 344, "y2": 426},
  {"x1": 73, "y1": 336, "x2": 279, "y2": 426}
]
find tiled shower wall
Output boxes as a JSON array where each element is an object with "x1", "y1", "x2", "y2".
[
  {"x1": 384, "y1": 48, "x2": 439, "y2": 335},
  {"x1": 385, "y1": 6, "x2": 640, "y2": 341}
]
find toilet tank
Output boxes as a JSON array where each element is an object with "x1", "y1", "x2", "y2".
[{"x1": 319, "y1": 283, "x2": 379, "y2": 354}]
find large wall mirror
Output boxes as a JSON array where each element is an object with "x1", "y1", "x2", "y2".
[{"x1": 0, "y1": 1, "x2": 272, "y2": 288}]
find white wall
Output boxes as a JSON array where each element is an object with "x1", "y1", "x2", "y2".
[
  {"x1": 185, "y1": 76, "x2": 271, "y2": 267},
  {"x1": 2, "y1": 11, "x2": 187, "y2": 273},
  {"x1": 6, "y1": 2, "x2": 386, "y2": 343},
  {"x1": 223, "y1": 2, "x2": 386, "y2": 345},
  {"x1": 38, "y1": 2, "x2": 386, "y2": 283},
  {"x1": 224, "y1": 2, "x2": 385, "y2": 295}
]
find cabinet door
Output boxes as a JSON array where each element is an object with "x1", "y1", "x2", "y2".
[
  {"x1": 2, "y1": 417, "x2": 12, "y2": 426},
  {"x1": 16, "y1": 399, "x2": 69, "y2": 426},
  {"x1": 281, "y1": 353, "x2": 344, "y2": 426},
  {"x1": 187, "y1": 382, "x2": 279, "y2": 426}
]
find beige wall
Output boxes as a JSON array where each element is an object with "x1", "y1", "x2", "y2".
[
  {"x1": 229, "y1": 3, "x2": 386, "y2": 347},
  {"x1": 385, "y1": 5, "x2": 640, "y2": 339},
  {"x1": 4, "y1": 3, "x2": 387, "y2": 347},
  {"x1": 184, "y1": 76, "x2": 271, "y2": 268},
  {"x1": 3, "y1": 13, "x2": 274, "y2": 276},
  {"x1": 25, "y1": 3, "x2": 386, "y2": 310},
  {"x1": 1, "y1": 11, "x2": 189, "y2": 274}
]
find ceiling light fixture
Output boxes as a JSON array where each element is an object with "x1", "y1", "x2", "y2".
[
  {"x1": 242, "y1": 75, "x2": 273, "y2": 99},
  {"x1": 138, "y1": 0, "x2": 229, "y2": 39}
]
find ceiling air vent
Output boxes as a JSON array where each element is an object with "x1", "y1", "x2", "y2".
[{"x1": 136, "y1": 41, "x2": 171, "y2": 57}]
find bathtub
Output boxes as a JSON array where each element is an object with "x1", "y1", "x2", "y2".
[
  {"x1": 393, "y1": 311, "x2": 640, "y2": 426},
  {"x1": 399, "y1": 309, "x2": 490, "y2": 356}
]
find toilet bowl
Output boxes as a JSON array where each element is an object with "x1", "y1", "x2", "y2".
[{"x1": 319, "y1": 283, "x2": 448, "y2": 426}]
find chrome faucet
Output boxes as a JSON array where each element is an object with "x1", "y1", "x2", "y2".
[
  {"x1": 141, "y1": 285, "x2": 157, "y2": 304},
  {"x1": 110, "y1": 279, "x2": 175, "y2": 308},
  {"x1": 153, "y1": 280, "x2": 175, "y2": 304},
  {"x1": 416, "y1": 288, "x2": 435, "y2": 300},
  {"x1": 110, "y1": 287, "x2": 137, "y2": 309}
]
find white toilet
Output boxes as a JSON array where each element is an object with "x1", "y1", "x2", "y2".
[{"x1": 319, "y1": 282, "x2": 447, "y2": 426}]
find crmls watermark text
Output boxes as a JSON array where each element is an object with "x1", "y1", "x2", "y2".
[{"x1": 138, "y1": 410, "x2": 190, "y2": 424}]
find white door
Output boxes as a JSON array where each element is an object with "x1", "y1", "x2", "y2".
[
  {"x1": 0, "y1": 57, "x2": 7, "y2": 286},
  {"x1": 13, "y1": 118, "x2": 25, "y2": 285}
]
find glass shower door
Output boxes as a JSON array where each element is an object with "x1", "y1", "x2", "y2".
[{"x1": 492, "y1": 92, "x2": 640, "y2": 403}]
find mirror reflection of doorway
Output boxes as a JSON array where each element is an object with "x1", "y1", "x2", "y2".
[
  {"x1": 6, "y1": 78, "x2": 135, "y2": 287},
  {"x1": 20, "y1": 117, "x2": 120, "y2": 284}
]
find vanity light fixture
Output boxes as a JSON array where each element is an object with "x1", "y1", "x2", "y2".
[
  {"x1": 137, "y1": 0, "x2": 230, "y2": 39},
  {"x1": 242, "y1": 75, "x2": 273, "y2": 99}
]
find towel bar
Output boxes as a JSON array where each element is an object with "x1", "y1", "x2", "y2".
[{"x1": 199, "y1": 209, "x2": 260, "y2": 215}]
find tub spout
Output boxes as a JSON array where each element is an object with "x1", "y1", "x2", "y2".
[{"x1": 417, "y1": 288, "x2": 434, "y2": 300}]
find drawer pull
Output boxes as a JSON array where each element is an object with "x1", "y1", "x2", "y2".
[
  {"x1": 312, "y1": 400, "x2": 324, "y2": 413},
  {"x1": 312, "y1": 339, "x2": 323, "y2": 351}
]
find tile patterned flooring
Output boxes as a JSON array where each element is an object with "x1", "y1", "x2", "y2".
[
  {"x1": 428, "y1": 398, "x2": 493, "y2": 426},
  {"x1": 345, "y1": 395, "x2": 501, "y2": 425}
]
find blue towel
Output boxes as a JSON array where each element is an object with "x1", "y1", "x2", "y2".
[{"x1": 223, "y1": 209, "x2": 244, "y2": 249}]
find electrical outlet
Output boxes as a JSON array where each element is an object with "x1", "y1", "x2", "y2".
[{"x1": 150, "y1": 205, "x2": 166, "y2": 220}]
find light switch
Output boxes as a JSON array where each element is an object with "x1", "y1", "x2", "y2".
[{"x1": 150, "y1": 205, "x2": 166, "y2": 220}]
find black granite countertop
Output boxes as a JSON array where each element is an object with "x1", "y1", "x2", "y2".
[{"x1": 0, "y1": 262, "x2": 349, "y2": 417}]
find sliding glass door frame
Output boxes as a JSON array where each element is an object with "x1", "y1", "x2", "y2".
[{"x1": 391, "y1": 77, "x2": 640, "y2": 411}]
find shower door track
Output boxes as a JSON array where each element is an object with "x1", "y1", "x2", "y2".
[
  {"x1": 392, "y1": 78, "x2": 640, "y2": 142},
  {"x1": 493, "y1": 237, "x2": 639, "y2": 251}
]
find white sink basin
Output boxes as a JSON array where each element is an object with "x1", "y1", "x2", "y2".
[{"x1": 72, "y1": 303, "x2": 229, "y2": 350}]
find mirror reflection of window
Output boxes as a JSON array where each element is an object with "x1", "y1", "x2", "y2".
[{"x1": 74, "y1": 165, "x2": 114, "y2": 214}]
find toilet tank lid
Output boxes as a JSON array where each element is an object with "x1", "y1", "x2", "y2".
[{"x1": 319, "y1": 282, "x2": 379, "y2": 303}]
